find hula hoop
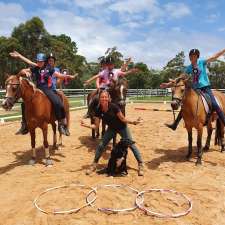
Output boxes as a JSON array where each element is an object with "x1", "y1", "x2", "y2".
[
  {"x1": 86, "y1": 184, "x2": 144, "y2": 213},
  {"x1": 34, "y1": 184, "x2": 97, "y2": 214},
  {"x1": 136, "y1": 188, "x2": 192, "y2": 218}
]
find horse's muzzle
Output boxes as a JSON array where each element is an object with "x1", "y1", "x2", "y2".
[
  {"x1": 171, "y1": 99, "x2": 180, "y2": 110},
  {"x1": 1, "y1": 98, "x2": 14, "y2": 111}
]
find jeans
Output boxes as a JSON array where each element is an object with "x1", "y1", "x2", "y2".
[
  {"x1": 94, "y1": 126, "x2": 143, "y2": 163},
  {"x1": 200, "y1": 86, "x2": 225, "y2": 125},
  {"x1": 38, "y1": 86, "x2": 65, "y2": 120}
]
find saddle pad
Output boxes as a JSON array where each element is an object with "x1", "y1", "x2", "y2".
[{"x1": 201, "y1": 95, "x2": 222, "y2": 114}]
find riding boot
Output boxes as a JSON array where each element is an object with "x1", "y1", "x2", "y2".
[
  {"x1": 165, "y1": 110, "x2": 182, "y2": 131},
  {"x1": 58, "y1": 120, "x2": 67, "y2": 136},
  {"x1": 15, "y1": 103, "x2": 28, "y2": 135},
  {"x1": 15, "y1": 121, "x2": 29, "y2": 135}
]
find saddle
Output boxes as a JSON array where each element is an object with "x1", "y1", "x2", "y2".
[{"x1": 195, "y1": 89, "x2": 221, "y2": 125}]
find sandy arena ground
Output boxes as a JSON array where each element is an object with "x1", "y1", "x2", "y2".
[{"x1": 0, "y1": 103, "x2": 225, "y2": 225}]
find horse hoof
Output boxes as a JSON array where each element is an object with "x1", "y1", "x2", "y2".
[
  {"x1": 221, "y1": 148, "x2": 225, "y2": 153},
  {"x1": 186, "y1": 154, "x2": 191, "y2": 160},
  {"x1": 203, "y1": 146, "x2": 209, "y2": 152},
  {"x1": 195, "y1": 160, "x2": 202, "y2": 166},
  {"x1": 45, "y1": 159, "x2": 53, "y2": 167},
  {"x1": 52, "y1": 145, "x2": 57, "y2": 150},
  {"x1": 28, "y1": 159, "x2": 36, "y2": 166}
]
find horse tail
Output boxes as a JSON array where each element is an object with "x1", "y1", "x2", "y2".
[{"x1": 215, "y1": 118, "x2": 221, "y2": 146}]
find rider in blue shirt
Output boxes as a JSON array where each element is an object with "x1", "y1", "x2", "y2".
[{"x1": 161, "y1": 48, "x2": 225, "y2": 130}]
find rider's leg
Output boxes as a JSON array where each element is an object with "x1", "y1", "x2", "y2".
[
  {"x1": 15, "y1": 102, "x2": 28, "y2": 135},
  {"x1": 204, "y1": 87, "x2": 225, "y2": 125},
  {"x1": 165, "y1": 110, "x2": 183, "y2": 131},
  {"x1": 41, "y1": 88, "x2": 68, "y2": 135},
  {"x1": 118, "y1": 126, "x2": 144, "y2": 176}
]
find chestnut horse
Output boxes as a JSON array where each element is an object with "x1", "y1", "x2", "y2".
[
  {"x1": 171, "y1": 75, "x2": 225, "y2": 165},
  {"x1": 2, "y1": 74, "x2": 70, "y2": 166}
]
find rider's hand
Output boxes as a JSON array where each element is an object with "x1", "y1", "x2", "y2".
[
  {"x1": 160, "y1": 83, "x2": 169, "y2": 89},
  {"x1": 83, "y1": 81, "x2": 89, "y2": 87},
  {"x1": 9, "y1": 51, "x2": 21, "y2": 58}
]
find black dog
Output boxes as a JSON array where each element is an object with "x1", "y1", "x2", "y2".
[{"x1": 106, "y1": 139, "x2": 135, "y2": 176}]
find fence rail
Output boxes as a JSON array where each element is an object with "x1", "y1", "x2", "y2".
[{"x1": 0, "y1": 88, "x2": 225, "y2": 123}]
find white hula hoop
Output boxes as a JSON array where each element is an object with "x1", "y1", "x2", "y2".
[
  {"x1": 86, "y1": 184, "x2": 144, "y2": 213},
  {"x1": 34, "y1": 184, "x2": 97, "y2": 214},
  {"x1": 136, "y1": 188, "x2": 193, "y2": 218}
]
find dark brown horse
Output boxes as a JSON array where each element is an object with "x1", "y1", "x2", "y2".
[
  {"x1": 2, "y1": 74, "x2": 70, "y2": 166},
  {"x1": 87, "y1": 77, "x2": 128, "y2": 141},
  {"x1": 171, "y1": 75, "x2": 225, "y2": 165}
]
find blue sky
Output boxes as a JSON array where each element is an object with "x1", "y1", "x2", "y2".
[{"x1": 0, "y1": 0, "x2": 225, "y2": 68}]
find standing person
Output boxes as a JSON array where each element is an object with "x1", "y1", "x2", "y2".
[
  {"x1": 81, "y1": 90, "x2": 144, "y2": 176},
  {"x1": 160, "y1": 48, "x2": 225, "y2": 130}
]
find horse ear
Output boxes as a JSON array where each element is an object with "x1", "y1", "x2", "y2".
[{"x1": 4, "y1": 73, "x2": 10, "y2": 79}]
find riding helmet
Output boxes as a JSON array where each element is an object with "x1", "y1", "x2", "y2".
[
  {"x1": 47, "y1": 52, "x2": 56, "y2": 61},
  {"x1": 189, "y1": 49, "x2": 200, "y2": 58},
  {"x1": 36, "y1": 53, "x2": 46, "y2": 62}
]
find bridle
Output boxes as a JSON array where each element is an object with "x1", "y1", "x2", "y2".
[{"x1": 4, "y1": 81, "x2": 21, "y2": 105}]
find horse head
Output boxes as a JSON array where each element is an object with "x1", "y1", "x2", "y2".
[
  {"x1": 170, "y1": 74, "x2": 190, "y2": 110},
  {"x1": 2, "y1": 74, "x2": 21, "y2": 110},
  {"x1": 109, "y1": 78, "x2": 128, "y2": 106}
]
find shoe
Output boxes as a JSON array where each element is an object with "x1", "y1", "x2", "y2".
[
  {"x1": 15, "y1": 122, "x2": 28, "y2": 135},
  {"x1": 86, "y1": 163, "x2": 97, "y2": 175},
  {"x1": 58, "y1": 124, "x2": 67, "y2": 135},
  {"x1": 64, "y1": 126, "x2": 70, "y2": 136},
  {"x1": 138, "y1": 163, "x2": 144, "y2": 176},
  {"x1": 165, "y1": 123, "x2": 177, "y2": 131}
]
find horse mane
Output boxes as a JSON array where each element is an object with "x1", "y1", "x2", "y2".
[{"x1": 19, "y1": 77, "x2": 43, "y2": 95}]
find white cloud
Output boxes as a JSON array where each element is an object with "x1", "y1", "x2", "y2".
[
  {"x1": 0, "y1": 2, "x2": 26, "y2": 36},
  {"x1": 164, "y1": 2, "x2": 191, "y2": 18},
  {"x1": 73, "y1": 0, "x2": 111, "y2": 8},
  {"x1": 206, "y1": 13, "x2": 220, "y2": 23}
]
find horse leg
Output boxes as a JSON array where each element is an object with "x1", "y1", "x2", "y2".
[
  {"x1": 91, "y1": 117, "x2": 96, "y2": 139},
  {"x1": 186, "y1": 129, "x2": 193, "y2": 160},
  {"x1": 29, "y1": 129, "x2": 36, "y2": 165},
  {"x1": 221, "y1": 123, "x2": 224, "y2": 153},
  {"x1": 42, "y1": 123, "x2": 53, "y2": 166},
  {"x1": 58, "y1": 133, "x2": 63, "y2": 150},
  {"x1": 52, "y1": 122, "x2": 57, "y2": 150},
  {"x1": 196, "y1": 126, "x2": 203, "y2": 165},
  {"x1": 203, "y1": 122, "x2": 213, "y2": 152}
]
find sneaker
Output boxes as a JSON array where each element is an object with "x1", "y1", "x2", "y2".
[
  {"x1": 64, "y1": 126, "x2": 70, "y2": 136},
  {"x1": 58, "y1": 124, "x2": 67, "y2": 135},
  {"x1": 138, "y1": 163, "x2": 144, "y2": 176},
  {"x1": 86, "y1": 163, "x2": 97, "y2": 175}
]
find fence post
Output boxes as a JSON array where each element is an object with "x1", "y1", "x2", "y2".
[{"x1": 83, "y1": 87, "x2": 86, "y2": 106}]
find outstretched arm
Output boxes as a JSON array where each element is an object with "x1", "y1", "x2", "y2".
[
  {"x1": 118, "y1": 68, "x2": 139, "y2": 77},
  {"x1": 80, "y1": 117, "x2": 100, "y2": 130},
  {"x1": 84, "y1": 74, "x2": 100, "y2": 86},
  {"x1": 10, "y1": 51, "x2": 37, "y2": 67},
  {"x1": 121, "y1": 57, "x2": 131, "y2": 72},
  {"x1": 206, "y1": 48, "x2": 225, "y2": 63},
  {"x1": 116, "y1": 111, "x2": 142, "y2": 125},
  {"x1": 53, "y1": 71, "x2": 78, "y2": 80}
]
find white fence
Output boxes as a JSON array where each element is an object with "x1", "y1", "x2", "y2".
[{"x1": 0, "y1": 88, "x2": 225, "y2": 123}]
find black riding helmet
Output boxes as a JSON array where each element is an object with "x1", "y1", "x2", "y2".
[
  {"x1": 105, "y1": 56, "x2": 115, "y2": 64},
  {"x1": 47, "y1": 52, "x2": 56, "y2": 61},
  {"x1": 189, "y1": 49, "x2": 200, "y2": 58}
]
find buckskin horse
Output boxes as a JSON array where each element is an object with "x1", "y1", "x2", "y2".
[
  {"x1": 171, "y1": 75, "x2": 225, "y2": 165},
  {"x1": 2, "y1": 74, "x2": 70, "y2": 166}
]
